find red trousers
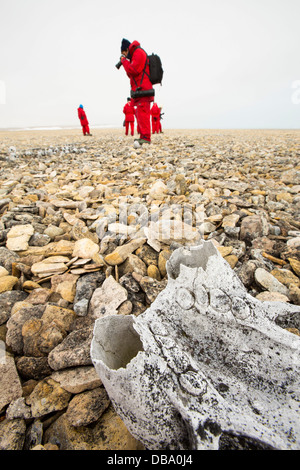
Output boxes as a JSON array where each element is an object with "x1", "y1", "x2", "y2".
[
  {"x1": 125, "y1": 121, "x2": 134, "y2": 136},
  {"x1": 135, "y1": 101, "x2": 151, "y2": 142},
  {"x1": 82, "y1": 124, "x2": 90, "y2": 135},
  {"x1": 152, "y1": 118, "x2": 161, "y2": 134}
]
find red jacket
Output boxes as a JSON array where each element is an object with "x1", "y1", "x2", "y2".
[
  {"x1": 122, "y1": 40, "x2": 154, "y2": 102},
  {"x1": 123, "y1": 101, "x2": 135, "y2": 122},
  {"x1": 78, "y1": 107, "x2": 89, "y2": 126},
  {"x1": 151, "y1": 103, "x2": 160, "y2": 120}
]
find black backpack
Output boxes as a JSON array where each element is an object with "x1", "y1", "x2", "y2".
[
  {"x1": 135, "y1": 47, "x2": 164, "y2": 86},
  {"x1": 148, "y1": 53, "x2": 164, "y2": 85}
]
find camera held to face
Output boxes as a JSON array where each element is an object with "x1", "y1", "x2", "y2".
[{"x1": 116, "y1": 54, "x2": 125, "y2": 69}]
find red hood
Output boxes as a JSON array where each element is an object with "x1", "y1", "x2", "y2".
[
  {"x1": 122, "y1": 40, "x2": 153, "y2": 100},
  {"x1": 129, "y1": 40, "x2": 140, "y2": 55}
]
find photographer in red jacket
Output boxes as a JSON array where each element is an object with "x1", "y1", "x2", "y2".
[{"x1": 118, "y1": 38, "x2": 154, "y2": 145}]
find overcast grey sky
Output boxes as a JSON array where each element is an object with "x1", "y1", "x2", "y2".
[{"x1": 0, "y1": 0, "x2": 299, "y2": 129}]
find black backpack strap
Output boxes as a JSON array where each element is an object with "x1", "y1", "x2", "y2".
[
  {"x1": 140, "y1": 55, "x2": 150, "y2": 87},
  {"x1": 131, "y1": 46, "x2": 149, "y2": 88}
]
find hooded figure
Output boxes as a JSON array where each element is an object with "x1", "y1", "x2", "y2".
[
  {"x1": 77, "y1": 105, "x2": 91, "y2": 136},
  {"x1": 150, "y1": 102, "x2": 161, "y2": 134},
  {"x1": 123, "y1": 98, "x2": 135, "y2": 136},
  {"x1": 119, "y1": 39, "x2": 154, "y2": 144}
]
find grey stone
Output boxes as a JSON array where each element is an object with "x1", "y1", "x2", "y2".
[
  {"x1": 43, "y1": 405, "x2": 142, "y2": 450},
  {"x1": 6, "y1": 305, "x2": 46, "y2": 355},
  {"x1": 26, "y1": 377, "x2": 72, "y2": 418},
  {"x1": 254, "y1": 268, "x2": 289, "y2": 296},
  {"x1": 0, "y1": 247, "x2": 20, "y2": 274},
  {"x1": 89, "y1": 275, "x2": 128, "y2": 318},
  {"x1": 65, "y1": 387, "x2": 110, "y2": 427},
  {"x1": 240, "y1": 214, "x2": 269, "y2": 243},
  {"x1": 0, "y1": 353, "x2": 23, "y2": 413},
  {"x1": 0, "y1": 418, "x2": 26, "y2": 450},
  {"x1": 29, "y1": 232, "x2": 51, "y2": 247},
  {"x1": 73, "y1": 271, "x2": 105, "y2": 317},
  {"x1": 6, "y1": 397, "x2": 32, "y2": 420},
  {"x1": 48, "y1": 327, "x2": 94, "y2": 371},
  {"x1": 0, "y1": 290, "x2": 28, "y2": 325},
  {"x1": 73, "y1": 298, "x2": 89, "y2": 316},
  {"x1": 16, "y1": 356, "x2": 52, "y2": 380},
  {"x1": 138, "y1": 276, "x2": 167, "y2": 304},
  {"x1": 51, "y1": 366, "x2": 102, "y2": 394},
  {"x1": 118, "y1": 254, "x2": 147, "y2": 277}
]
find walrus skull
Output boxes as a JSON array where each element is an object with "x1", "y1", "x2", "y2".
[{"x1": 91, "y1": 241, "x2": 300, "y2": 450}]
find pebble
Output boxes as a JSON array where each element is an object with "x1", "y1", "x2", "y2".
[
  {"x1": 6, "y1": 224, "x2": 34, "y2": 251},
  {"x1": 72, "y1": 238, "x2": 100, "y2": 260},
  {"x1": 65, "y1": 387, "x2": 110, "y2": 427},
  {"x1": 0, "y1": 128, "x2": 299, "y2": 450},
  {"x1": 90, "y1": 275, "x2": 128, "y2": 318},
  {"x1": 254, "y1": 268, "x2": 289, "y2": 296},
  {"x1": 51, "y1": 366, "x2": 102, "y2": 394},
  {"x1": 0, "y1": 352, "x2": 23, "y2": 412},
  {"x1": 104, "y1": 237, "x2": 146, "y2": 266},
  {"x1": 25, "y1": 377, "x2": 72, "y2": 418},
  {"x1": 0, "y1": 275, "x2": 19, "y2": 293}
]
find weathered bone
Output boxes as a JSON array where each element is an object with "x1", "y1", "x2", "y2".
[{"x1": 91, "y1": 241, "x2": 300, "y2": 450}]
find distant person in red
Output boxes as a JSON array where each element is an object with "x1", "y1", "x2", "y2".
[
  {"x1": 151, "y1": 102, "x2": 161, "y2": 134},
  {"x1": 123, "y1": 98, "x2": 135, "y2": 136},
  {"x1": 119, "y1": 38, "x2": 154, "y2": 145},
  {"x1": 78, "y1": 104, "x2": 92, "y2": 136}
]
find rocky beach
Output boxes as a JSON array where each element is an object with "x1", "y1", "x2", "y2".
[{"x1": 0, "y1": 127, "x2": 299, "y2": 450}]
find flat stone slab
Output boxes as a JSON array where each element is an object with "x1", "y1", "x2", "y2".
[{"x1": 0, "y1": 352, "x2": 23, "y2": 413}]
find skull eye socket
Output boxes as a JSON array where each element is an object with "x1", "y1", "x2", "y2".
[{"x1": 92, "y1": 315, "x2": 143, "y2": 370}]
